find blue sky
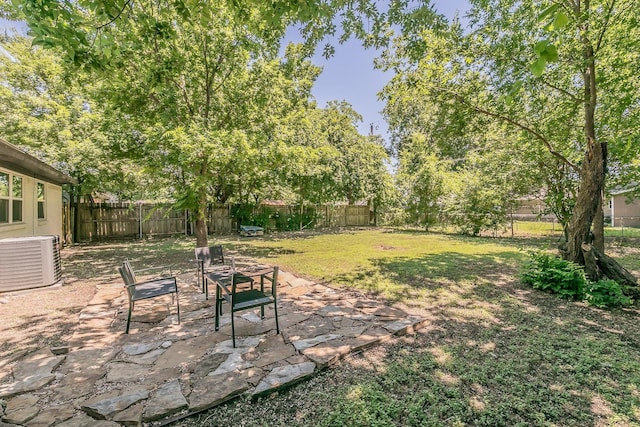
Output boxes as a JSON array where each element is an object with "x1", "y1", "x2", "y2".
[
  {"x1": 1, "y1": 1, "x2": 471, "y2": 140},
  {"x1": 306, "y1": 0, "x2": 471, "y2": 139}
]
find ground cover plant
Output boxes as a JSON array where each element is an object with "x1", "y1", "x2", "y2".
[{"x1": 520, "y1": 250, "x2": 633, "y2": 309}]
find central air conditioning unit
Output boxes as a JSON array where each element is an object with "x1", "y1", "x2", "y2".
[{"x1": 0, "y1": 235, "x2": 62, "y2": 293}]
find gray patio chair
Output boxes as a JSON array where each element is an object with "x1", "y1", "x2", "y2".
[
  {"x1": 118, "y1": 260, "x2": 180, "y2": 334},
  {"x1": 195, "y1": 245, "x2": 228, "y2": 296},
  {"x1": 195, "y1": 245, "x2": 251, "y2": 299}
]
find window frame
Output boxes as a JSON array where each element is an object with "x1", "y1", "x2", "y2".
[
  {"x1": 37, "y1": 181, "x2": 46, "y2": 220},
  {"x1": 0, "y1": 169, "x2": 24, "y2": 224}
]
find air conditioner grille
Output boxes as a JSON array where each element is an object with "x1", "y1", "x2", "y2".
[{"x1": 0, "y1": 235, "x2": 62, "y2": 292}]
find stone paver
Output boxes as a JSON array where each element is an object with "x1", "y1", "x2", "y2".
[
  {"x1": 0, "y1": 267, "x2": 428, "y2": 425},
  {"x1": 143, "y1": 379, "x2": 188, "y2": 422}
]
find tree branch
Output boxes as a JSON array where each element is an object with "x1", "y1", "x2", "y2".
[
  {"x1": 540, "y1": 79, "x2": 583, "y2": 104},
  {"x1": 96, "y1": 0, "x2": 133, "y2": 30},
  {"x1": 444, "y1": 89, "x2": 579, "y2": 172},
  {"x1": 595, "y1": 0, "x2": 617, "y2": 53}
]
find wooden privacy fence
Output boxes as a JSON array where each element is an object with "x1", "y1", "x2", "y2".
[
  {"x1": 72, "y1": 203, "x2": 188, "y2": 241},
  {"x1": 68, "y1": 202, "x2": 372, "y2": 241}
]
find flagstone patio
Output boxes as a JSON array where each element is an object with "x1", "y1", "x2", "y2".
[{"x1": 0, "y1": 267, "x2": 429, "y2": 426}]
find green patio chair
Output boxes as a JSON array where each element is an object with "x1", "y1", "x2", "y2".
[{"x1": 215, "y1": 266, "x2": 280, "y2": 347}]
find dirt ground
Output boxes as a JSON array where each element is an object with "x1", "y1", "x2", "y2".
[
  {"x1": 0, "y1": 254, "x2": 99, "y2": 362},
  {"x1": 0, "y1": 239, "x2": 194, "y2": 364}
]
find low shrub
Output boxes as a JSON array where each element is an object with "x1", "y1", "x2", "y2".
[
  {"x1": 520, "y1": 251, "x2": 587, "y2": 300},
  {"x1": 585, "y1": 280, "x2": 633, "y2": 308},
  {"x1": 521, "y1": 251, "x2": 634, "y2": 309}
]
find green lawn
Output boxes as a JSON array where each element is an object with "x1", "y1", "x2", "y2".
[
  {"x1": 170, "y1": 228, "x2": 640, "y2": 427},
  {"x1": 223, "y1": 229, "x2": 528, "y2": 302}
]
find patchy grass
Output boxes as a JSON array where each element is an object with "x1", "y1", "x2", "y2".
[
  {"x1": 3, "y1": 228, "x2": 639, "y2": 426},
  {"x1": 220, "y1": 229, "x2": 533, "y2": 302},
  {"x1": 184, "y1": 228, "x2": 640, "y2": 427}
]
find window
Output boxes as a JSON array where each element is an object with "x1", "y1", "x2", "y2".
[
  {"x1": 0, "y1": 172, "x2": 8, "y2": 223},
  {"x1": 0, "y1": 171, "x2": 23, "y2": 224},
  {"x1": 12, "y1": 176, "x2": 22, "y2": 222},
  {"x1": 37, "y1": 182, "x2": 46, "y2": 220}
]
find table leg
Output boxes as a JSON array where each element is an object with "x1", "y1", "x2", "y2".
[{"x1": 214, "y1": 280, "x2": 220, "y2": 331}]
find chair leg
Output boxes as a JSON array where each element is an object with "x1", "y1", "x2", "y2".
[
  {"x1": 215, "y1": 285, "x2": 220, "y2": 331},
  {"x1": 175, "y1": 291, "x2": 180, "y2": 324},
  {"x1": 274, "y1": 300, "x2": 280, "y2": 335},
  {"x1": 231, "y1": 310, "x2": 236, "y2": 348},
  {"x1": 126, "y1": 301, "x2": 134, "y2": 334}
]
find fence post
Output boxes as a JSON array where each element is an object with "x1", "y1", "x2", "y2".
[{"x1": 138, "y1": 201, "x2": 143, "y2": 239}]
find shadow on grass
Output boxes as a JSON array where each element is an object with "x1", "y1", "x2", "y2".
[
  {"x1": 331, "y1": 251, "x2": 525, "y2": 304},
  {"x1": 191, "y1": 261, "x2": 640, "y2": 427}
]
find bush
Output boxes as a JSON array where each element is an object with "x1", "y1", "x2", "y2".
[
  {"x1": 273, "y1": 207, "x2": 318, "y2": 231},
  {"x1": 521, "y1": 251, "x2": 634, "y2": 309},
  {"x1": 585, "y1": 280, "x2": 633, "y2": 308},
  {"x1": 520, "y1": 251, "x2": 587, "y2": 300}
]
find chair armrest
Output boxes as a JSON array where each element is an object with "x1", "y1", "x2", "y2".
[{"x1": 260, "y1": 268, "x2": 278, "y2": 296}]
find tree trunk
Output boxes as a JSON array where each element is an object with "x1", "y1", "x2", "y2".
[
  {"x1": 589, "y1": 244, "x2": 638, "y2": 289},
  {"x1": 194, "y1": 189, "x2": 208, "y2": 248},
  {"x1": 194, "y1": 161, "x2": 209, "y2": 248},
  {"x1": 564, "y1": 34, "x2": 603, "y2": 281},
  {"x1": 564, "y1": 29, "x2": 637, "y2": 287},
  {"x1": 581, "y1": 243, "x2": 600, "y2": 282},
  {"x1": 593, "y1": 190, "x2": 605, "y2": 253}
]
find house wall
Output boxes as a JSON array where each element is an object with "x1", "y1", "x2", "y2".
[
  {"x1": 611, "y1": 194, "x2": 640, "y2": 227},
  {"x1": 0, "y1": 167, "x2": 63, "y2": 240}
]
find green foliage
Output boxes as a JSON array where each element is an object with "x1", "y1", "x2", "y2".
[
  {"x1": 229, "y1": 204, "x2": 320, "y2": 232},
  {"x1": 585, "y1": 280, "x2": 633, "y2": 309},
  {"x1": 230, "y1": 204, "x2": 258, "y2": 227},
  {"x1": 521, "y1": 252, "x2": 634, "y2": 308},
  {"x1": 273, "y1": 207, "x2": 318, "y2": 231},
  {"x1": 445, "y1": 170, "x2": 508, "y2": 236},
  {"x1": 251, "y1": 208, "x2": 274, "y2": 231},
  {"x1": 278, "y1": 101, "x2": 391, "y2": 207},
  {"x1": 0, "y1": 35, "x2": 144, "y2": 200},
  {"x1": 520, "y1": 251, "x2": 587, "y2": 300}
]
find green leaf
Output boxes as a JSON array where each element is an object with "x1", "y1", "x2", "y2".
[
  {"x1": 541, "y1": 44, "x2": 558, "y2": 62},
  {"x1": 537, "y1": 4, "x2": 560, "y2": 22},
  {"x1": 554, "y1": 12, "x2": 569, "y2": 29},
  {"x1": 511, "y1": 80, "x2": 523, "y2": 93},
  {"x1": 534, "y1": 39, "x2": 549, "y2": 56},
  {"x1": 530, "y1": 57, "x2": 546, "y2": 77}
]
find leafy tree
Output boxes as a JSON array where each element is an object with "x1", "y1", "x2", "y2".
[
  {"x1": 0, "y1": 36, "x2": 146, "y2": 224},
  {"x1": 278, "y1": 101, "x2": 391, "y2": 208},
  {"x1": 381, "y1": 1, "x2": 639, "y2": 285},
  {"x1": 320, "y1": 101, "x2": 390, "y2": 205},
  {"x1": 466, "y1": 0, "x2": 639, "y2": 283},
  {"x1": 395, "y1": 134, "x2": 449, "y2": 230},
  {"x1": 47, "y1": 3, "x2": 324, "y2": 247}
]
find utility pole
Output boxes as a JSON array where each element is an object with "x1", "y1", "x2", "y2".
[{"x1": 369, "y1": 122, "x2": 378, "y2": 136}]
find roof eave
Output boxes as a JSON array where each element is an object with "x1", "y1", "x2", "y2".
[{"x1": 0, "y1": 139, "x2": 78, "y2": 186}]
